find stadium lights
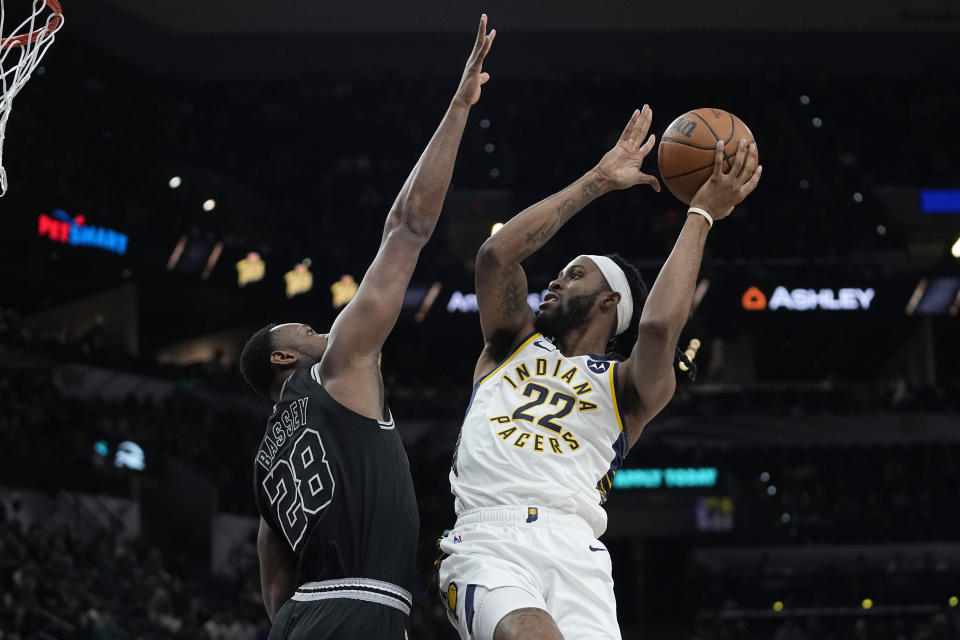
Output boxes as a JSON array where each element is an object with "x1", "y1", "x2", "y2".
[
  {"x1": 415, "y1": 282, "x2": 443, "y2": 323},
  {"x1": 861, "y1": 598, "x2": 873, "y2": 610},
  {"x1": 203, "y1": 199, "x2": 216, "y2": 212},
  {"x1": 772, "y1": 601, "x2": 784, "y2": 612},
  {"x1": 490, "y1": 222, "x2": 504, "y2": 236},
  {"x1": 166, "y1": 235, "x2": 188, "y2": 271},
  {"x1": 691, "y1": 279, "x2": 710, "y2": 314},
  {"x1": 951, "y1": 235, "x2": 960, "y2": 258},
  {"x1": 905, "y1": 279, "x2": 927, "y2": 315},
  {"x1": 168, "y1": 176, "x2": 182, "y2": 189},
  {"x1": 949, "y1": 596, "x2": 958, "y2": 608},
  {"x1": 200, "y1": 242, "x2": 224, "y2": 281}
]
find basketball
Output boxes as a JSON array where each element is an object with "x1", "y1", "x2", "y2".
[{"x1": 657, "y1": 108, "x2": 757, "y2": 204}]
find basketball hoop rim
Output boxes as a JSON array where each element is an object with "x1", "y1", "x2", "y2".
[{"x1": 1, "y1": 0, "x2": 64, "y2": 49}]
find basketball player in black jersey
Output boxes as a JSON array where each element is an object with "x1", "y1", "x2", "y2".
[{"x1": 238, "y1": 16, "x2": 496, "y2": 639}]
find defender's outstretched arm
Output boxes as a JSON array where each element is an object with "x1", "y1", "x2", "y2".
[{"x1": 319, "y1": 16, "x2": 495, "y2": 414}]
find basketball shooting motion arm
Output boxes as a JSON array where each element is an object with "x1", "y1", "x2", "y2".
[
  {"x1": 622, "y1": 140, "x2": 761, "y2": 442},
  {"x1": 474, "y1": 107, "x2": 660, "y2": 381},
  {"x1": 319, "y1": 16, "x2": 495, "y2": 417}
]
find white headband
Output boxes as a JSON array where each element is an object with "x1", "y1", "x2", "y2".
[{"x1": 582, "y1": 255, "x2": 634, "y2": 336}]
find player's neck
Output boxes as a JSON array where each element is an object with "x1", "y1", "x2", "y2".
[
  {"x1": 271, "y1": 370, "x2": 298, "y2": 402},
  {"x1": 553, "y1": 326, "x2": 609, "y2": 358}
]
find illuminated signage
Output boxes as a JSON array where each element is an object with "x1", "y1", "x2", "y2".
[
  {"x1": 921, "y1": 189, "x2": 960, "y2": 214},
  {"x1": 284, "y1": 261, "x2": 313, "y2": 298},
  {"x1": 613, "y1": 467, "x2": 718, "y2": 489},
  {"x1": 742, "y1": 286, "x2": 875, "y2": 311},
  {"x1": 447, "y1": 290, "x2": 549, "y2": 313},
  {"x1": 93, "y1": 439, "x2": 146, "y2": 471},
  {"x1": 696, "y1": 496, "x2": 734, "y2": 532},
  {"x1": 447, "y1": 291, "x2": 478, "y2": 313},
  {"x1": 38, "y1": 209, "x2": 128, "y2": 255},
  {"x1": 331, "y1": 274, "x2": 358, "y2": 308},
  {"x1": 237, "y1": 251, "x2": 266, "y2": 286}
]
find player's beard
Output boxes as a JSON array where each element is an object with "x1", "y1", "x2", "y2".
[{"x1": 534, "y1": 290, "x2": 601, "y2": 342}]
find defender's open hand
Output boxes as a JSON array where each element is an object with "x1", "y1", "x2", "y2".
[{"x1": 454, "y1": 14, "x2": 496, "y2": 107}]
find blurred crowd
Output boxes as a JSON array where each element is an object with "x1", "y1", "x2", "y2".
[
  {"x1": 2, "y1": 359, "x2": 960, "y2": 638},
  {"x1": 0, "y1": 517, "x2": 266, "y2": 640},
  {"x1": 694, "y1": 549, "x2": 959, "y2": 615},
  {"x1": 690, "y1": 613, "x2": 960, "y2": 640}
]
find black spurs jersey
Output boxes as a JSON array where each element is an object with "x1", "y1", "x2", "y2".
[{"x1": 254, "y1": 364, "x2": 419, "y2": 589}]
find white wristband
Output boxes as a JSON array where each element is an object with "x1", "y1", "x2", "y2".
[{"x1": 687, "y1": 207, "x2": 714, "y2": 228}]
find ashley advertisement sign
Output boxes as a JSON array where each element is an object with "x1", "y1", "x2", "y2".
[{"x1": 742, "y1": 286, "x2": 876, "y2": 312}]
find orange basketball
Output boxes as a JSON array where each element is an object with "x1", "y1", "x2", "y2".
[{"x1": 657, "y1": 108, "x2": 757, "y2": 204}]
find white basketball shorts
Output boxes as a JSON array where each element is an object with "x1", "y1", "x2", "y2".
[{"x1": 437, "y1": 506, "x2": 621, "y2": 640}]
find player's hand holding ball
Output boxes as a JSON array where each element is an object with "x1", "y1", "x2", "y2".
[
  {"x1": 454, "y1": 14, "x2": 496, "y2": 107},
  {"x1": 688, "y1": 138, "x2": 762, "y2": 223},
  {"x1": 593, "y1": 105, "x2": 662, "y2": 193}
]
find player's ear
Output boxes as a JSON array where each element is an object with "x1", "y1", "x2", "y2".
[
  {"x1": 270, "y1": 348, "x2": 298, "y2": 367},
  {"x1": 601, "y1": 291, "x2": 621, "y2": 310}
]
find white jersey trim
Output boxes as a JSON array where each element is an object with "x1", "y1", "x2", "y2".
[
  {"x1": 310, "y1": 363, "x2": 393, "y2": 427},
  {"x1": 608, "y1": 362, "x2": 625, "y2": 432},
  {"x1": 293, "y1": 578, "x2": 412, "y2": 614},
  {"x1": 476, "y1": 331, "x2": 541, "y2": 386}
]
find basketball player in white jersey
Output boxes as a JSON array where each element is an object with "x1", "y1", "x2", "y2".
[{"x1": 437, "y1": 106, "x2": 761, "y2": 639}]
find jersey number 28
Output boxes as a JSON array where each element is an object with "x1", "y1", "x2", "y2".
[{"x1": 261, "y1": 428, "x2": 335, "y2": 550}]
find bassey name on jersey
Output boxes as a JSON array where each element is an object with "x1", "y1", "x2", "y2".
[{"x1": 257, "y1": 397, "x2": 310, "y2": 470}]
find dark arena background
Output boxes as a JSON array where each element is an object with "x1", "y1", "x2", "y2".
[{"x1": 1, "y1": 0, "x2": 959, "y2": 638}]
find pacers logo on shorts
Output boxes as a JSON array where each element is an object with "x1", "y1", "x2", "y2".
[
  {"x1": 526, "y1": 507, "x2": 539, "y2": 523},
  {"x1": 446, "y1": 582, "x2": 458, "y2": 615}
]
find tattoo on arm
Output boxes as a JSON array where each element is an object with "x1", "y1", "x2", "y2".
[
  {"x1": 498, "y1": 281, "x2": 524, "y2": 316},
  {"x1": 522, "y1": 179, "x2": 600, "y2": 251},
  {"x1": 581, "y1": 179, "x2": 600, "y2": 199}
]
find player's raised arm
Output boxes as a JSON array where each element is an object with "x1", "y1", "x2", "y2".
[
  {"x1": 473, "y1": 107, "x2": 660, "y2": 379},
  {"x1": 622, "y1": 139, "x2": 761, "y2": 441},
  {"x1": 319, "y1": 16, "x2": 494, "y2": 404}
]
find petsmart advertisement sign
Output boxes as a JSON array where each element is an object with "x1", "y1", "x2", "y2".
[{"x1": 38, "y1": 209, "x2": 129, "y2": 255}]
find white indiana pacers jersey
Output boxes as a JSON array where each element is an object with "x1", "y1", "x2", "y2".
[{"x1": 450, "y1": 332, "x2": 629, "y2": 536}]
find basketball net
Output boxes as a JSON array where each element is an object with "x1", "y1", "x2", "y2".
[{"x1": 0, "y1": 0, "x2": 63, "y2": 196}]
